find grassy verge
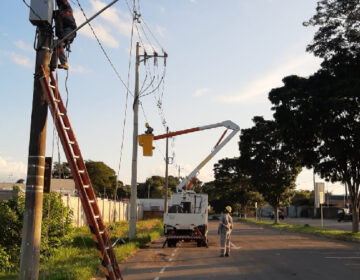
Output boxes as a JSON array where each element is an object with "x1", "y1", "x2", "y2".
[
  {"x1": 0, "y1": 219, "x2": 163, "y2": 280},
  {"x1": 241, "y1": 218, "x2": 360, "y2": 243}
]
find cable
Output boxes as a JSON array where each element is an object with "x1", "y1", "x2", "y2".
[
  {"x1": 22, "y1": 0, "x2": 42, "y2": 21},
  {"x1": 116, "y1": 10, "x2": 136, "y2": 187},
  {"x1": 74, "y1": 0, "x2": 133, "y2": 95}
]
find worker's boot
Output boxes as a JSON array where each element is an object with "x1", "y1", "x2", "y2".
[{"x1": 58, "y1": 62, "x2": 69, "y2": 70}]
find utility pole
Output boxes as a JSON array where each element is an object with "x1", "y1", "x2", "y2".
[
  {"x1": 129, "y1": 42, "x2": 167, "y2": 238},
  {"x1": 19, "y1": 25, "x2": 51, "y2": 279},
  {"x1": 164, "y1": 126, "x2": 169, "y2": 213},
  {"x1": 129, "y1": 42, "x2": 140, "y2": 239}
]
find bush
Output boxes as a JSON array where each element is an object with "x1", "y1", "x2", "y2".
[{"x1": 0, "y1": 187, "x2": 73, "y2": 272}]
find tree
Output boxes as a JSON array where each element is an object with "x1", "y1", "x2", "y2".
[
  {"x1": 291, "y1": 190, "x2": 314, "y2": 206},
  {"x1": 115, "y1": 180, "x2": 131, "y2": 200},
  {"x1": 52, "y1": 162, "x2": 72, "y2": 179},
  {"x1": 212, "y1": 158, "x2": 264, "y2": 216},
  {"x1": 137, "y1": 176, "x2": 180, "y2": 199},
  {"x1": 85, "y1": 161, "x2": 117, "y2": 198},
  {"x1": 304, "y1": 0, "x2": 360, "y2": 70},
  {"x1": 269, "y1": 68, "x2": 360, "y2": 232},
  {"x1": 239, "y1": 117, "x2": 301, "y2": 223}
]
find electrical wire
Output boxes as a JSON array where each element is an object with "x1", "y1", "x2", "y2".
[
  {"x1": 116, "y1": 7, "x2": 136, "y2": 189},
  {"x1": 22, "y1": 0, "x2": 42, "y2": 21},
  {"x1": 74, "y1": 0, "x2": 133, "y2": 96}
]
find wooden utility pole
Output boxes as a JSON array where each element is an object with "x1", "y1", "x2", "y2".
[
  {"x1": 19, "y1": 26, "x2": 51, "y2": 280},
  {"x1": 164, "y1": 127, "x2": 169, "y2": 213},
  {"x1": 129, "y1": 42, "x2": 140, "y2": 239}
]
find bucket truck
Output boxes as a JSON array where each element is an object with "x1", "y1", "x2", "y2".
[{"x1": 139, "y1": 120, "x2": 240, "y2": 248}]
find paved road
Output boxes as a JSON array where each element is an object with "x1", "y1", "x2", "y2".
[
  {"x1": 120, "y1": 221, "x2": 360, "y2": 280},
  {"x1": 261, "y1": 217, "x2": 357, "y2": 231}
]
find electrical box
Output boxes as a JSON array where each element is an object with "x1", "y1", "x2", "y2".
[
  {"x1": 138, "y1": 134, "x2": 154, "y2": 156},
  {"x1": 29, "y1": 0, "x2": 53, "y2": 26}
]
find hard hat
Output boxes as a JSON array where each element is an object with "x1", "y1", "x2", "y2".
[
  {"x1": 225, "y1": 206, "x2": 232, "y2": 213},
  {"x1": 145, "y1": 123, "x2": 149, "y2": 128}
]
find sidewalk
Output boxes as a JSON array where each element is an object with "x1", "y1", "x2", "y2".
[{"x1": 260, "y1": 217, "x2": 356, "y2": 231}]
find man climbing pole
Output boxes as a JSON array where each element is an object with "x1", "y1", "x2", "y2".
[
  {"x1": 50, "y1": 0, "x2": 77, "y2": 71},
  {"x1": 218, "y1": 205, "x2": 233, "y2": 257}
]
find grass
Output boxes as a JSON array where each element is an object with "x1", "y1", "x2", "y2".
[
  {"x1": 0, "y1": 219, "x2": 163, "y2": 280},
  {"x1": 242, "y1": 218, "x2": 360, "y2": 242}
]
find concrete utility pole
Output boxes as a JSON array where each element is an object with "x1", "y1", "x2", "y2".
[
  {"x1": 129, "y1": 42, "x2": 140, "y2": 239},
  {"x1": 164, "y1": 126, "x2": 169, "y2": 213},
  {"x1": 19, "y1": 26, "x2": 51, "y2": 280}
]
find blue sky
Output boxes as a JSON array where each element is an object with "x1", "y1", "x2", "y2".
[{"x1": 0, "y1": 0, "x2": 346, "y2": 195}]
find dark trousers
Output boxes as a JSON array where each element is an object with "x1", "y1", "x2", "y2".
[{"x1": 50, "y1": 41, "x2": 67, "y2": 68}]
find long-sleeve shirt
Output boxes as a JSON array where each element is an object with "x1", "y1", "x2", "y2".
[{"x1": 218, "y1": 213, "x2": 233, "y2": 233}]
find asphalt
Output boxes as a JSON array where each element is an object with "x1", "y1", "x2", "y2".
[{"x1": 120, "y1": 220, "x2": 360, "y2": 280}]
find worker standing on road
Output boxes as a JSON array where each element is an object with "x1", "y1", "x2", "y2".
[
  {"x1": 218, "y1": 206, "x2": 233, "y2": 257},
  {"x1": 50, "y1": 0, "x2": 77, "y2": 71}
]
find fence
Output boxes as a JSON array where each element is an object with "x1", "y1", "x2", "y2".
[{"x1": 61, "y1": 195, "x2": 143, "y2": 227}]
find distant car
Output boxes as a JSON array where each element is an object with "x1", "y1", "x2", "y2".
[
  {"x1": 337, "y1": 208, "x2": 352, "y2": 222},
  {"x1": 271, "y1": 210, "x2": 285, "y2": 220}
]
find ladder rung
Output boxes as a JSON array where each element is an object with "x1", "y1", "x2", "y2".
[
  {"x1": 58, "y1": 112, "x2": 64, "y2": 116},
  {"x1": 74, "y1": 155, "x2": 79, "y2": 159},
  {"x1": 49, "y1": 85, "x2": 56, "y2": 89},
  {"x1": 64, "y1": 126, "x2": 70, "y2": 130},
  {"x1": 54, "y1": 99, "x2": 60, "y2": 103},
  {"x1": 105, "y1": 247, "x2": 110, "y2": 250},
  {"x1": 89, "y1": 200, "x2": 95, "y2": 203},
  {"x1": 83, "y1": 185, "x2": 89, "y2": 188},
  {"x1": 79, "y1": 170, "x2": 85, "y2": 174},
  {"x1": 94, "y1": 215, "x2": 100, "y2": 219},
  {"x1": 99, "y1": 231, "x2": 105, "y2": 234},
  {"x1": 68, "y1": 141, "x2": 75, "y2": 145}
]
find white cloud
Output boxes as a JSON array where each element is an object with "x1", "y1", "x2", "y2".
[
  {"x1": 89, "y1": 0, "x2": 132, "y2": 37},
  {"x1": 0, "y1": 156, "x2": 27, "y2": 183},
  {"x1": 2, "y1": 51, "x2": 32, "y2": 67},
  {"x1": 156, "y1": 25, "x2": 166, "y2": 38},
  {"x1": 70, "y1": 65, "x2": 91, "y2": 73},
  {"x1": 214, "y1": 53, "x2": 321, "y2": 104},
  {"x1": 190, "y1": 0, "x2": 198, "y2": 3},
  {"x1": 73, "y1": 8, "x2": 119, "y2": 48},
  {"x1": 14, "y1": 40, "x2": 33, "y2": 52},
  {"x1": 194, "y1": 88, "x2": 211, "y2": 97}
]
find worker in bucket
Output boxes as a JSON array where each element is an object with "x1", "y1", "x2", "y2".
[
  {"x1": 218, "y1": 205, "x2": 233, "y2": 257},
  {"x1": 50, "y1": 0, "x2": 77, "y2": 71}
]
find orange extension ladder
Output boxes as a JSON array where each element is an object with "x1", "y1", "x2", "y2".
[{"x1": 39, "y1": 67, "x2": 123, "y2": 280}]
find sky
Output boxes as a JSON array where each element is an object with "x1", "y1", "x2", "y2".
[{"x1": 0, "y1": 0, "x2": 346, "y2": 195}]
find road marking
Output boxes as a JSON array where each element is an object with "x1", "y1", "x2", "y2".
[
  {"x1": 230, "y1": 242, "x2": 241, "y2": 249},
  {"x1": 325, "y1": 257, "x2": 360, "y2": 259},
  {"x1": 160, "y1": 267, "x2": 166, "y2": 274}
]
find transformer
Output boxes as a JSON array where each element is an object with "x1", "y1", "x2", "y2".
[{"x1": 29, "y1": 0, "x2": 53, "y2": 26}]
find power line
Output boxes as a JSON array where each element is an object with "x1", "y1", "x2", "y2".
[
  {"x1": 74, "y1": 0, "x2": 133, "y2": 95},
  {"x1": 116, "y1": 3, "x2": 136, "y2": 182},
  {"x1": 22, "y1": 0, "x2": 42, "y2": 21}
]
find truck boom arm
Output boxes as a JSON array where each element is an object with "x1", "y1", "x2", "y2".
[{"x1": 175, "y1": 121, "x2": 239, "y2": 192}]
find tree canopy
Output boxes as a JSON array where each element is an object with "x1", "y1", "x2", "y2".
[
  {"x1": 137, "y1": 176, "x2": 180, "y2": 199},
  {"x1": 85, "y1": 161, "x2": 117, "y2": 198},
  {"x1": 239, "y1": 117, "x2": 301, "y2": 223},
  {"x1": 305, "y1": 0, "x2": 360, "y2": 69}
]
